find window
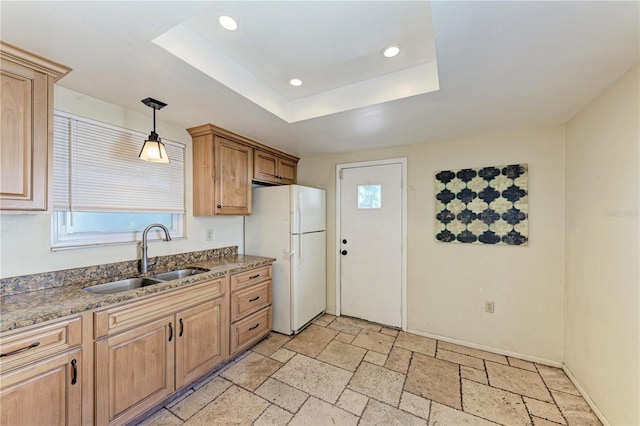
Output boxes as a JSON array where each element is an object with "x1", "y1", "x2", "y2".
[
  {"x1": 357, "y1": 184, "x2": 382, "y2": 209},
  {"x1": 52, "y1": 111, "x2": 185, "y2": 249}
]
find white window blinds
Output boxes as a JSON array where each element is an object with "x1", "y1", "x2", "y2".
[{"x1": 53, "y1": 111, "x2": 185, "y2": 213}]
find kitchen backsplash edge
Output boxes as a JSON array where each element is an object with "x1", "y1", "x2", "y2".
[{"x1": 0, "y1": 246, "x2": 238, "y2": 296}]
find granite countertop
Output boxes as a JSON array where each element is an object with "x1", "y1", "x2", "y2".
[{"x1": 0, "y1": 255, "x2": 275, "y2": 333}]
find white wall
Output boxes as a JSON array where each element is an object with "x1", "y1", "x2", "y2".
[
  {"x1": 298, "y1": 126, "x2": 566, "y2": 362},
  {"x1": 565, "y1": 65, "x2": 639, "y2": 425},
  {"x1": 0, "y1": 87, "x2": 243, "y2": 279}
]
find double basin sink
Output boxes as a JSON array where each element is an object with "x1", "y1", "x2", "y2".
[{"x1": 83, "y1": 268, "x2": 209, "y2": 295}]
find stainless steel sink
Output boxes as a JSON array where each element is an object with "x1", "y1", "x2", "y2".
[
  {"x1": 152, "y1": 268, "x2": 209, "y2": 281},
  {"x1": 83, "y1": 277, "x2": 163, "y2": 294}
]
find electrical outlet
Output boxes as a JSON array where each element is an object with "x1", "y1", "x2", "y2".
[
  {"x1": 205, "y1": 229, "x2": 213, "y2": 241},
  {"x1": 485, "y1": 301, "x2": 495, "y2": 314}
]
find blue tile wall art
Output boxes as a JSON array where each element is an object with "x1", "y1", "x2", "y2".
[{"x1": 435, "y1": 164, "x2": 528, "y2": 245}]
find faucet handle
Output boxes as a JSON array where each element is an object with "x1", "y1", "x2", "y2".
[{"x1": 148, "y1": 256, "x2": 158, "y2": 270}]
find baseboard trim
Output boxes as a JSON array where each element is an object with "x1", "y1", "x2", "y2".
[
  {"x1": 562, "y1": 365, "x2": 610, "y2": 426},
  {"x1": 406, "y1": 328, "x2": 564, "y2": 368}
]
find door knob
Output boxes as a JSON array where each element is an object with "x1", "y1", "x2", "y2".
[
  {"x1": 342, "y1": 239, "x2": 347, "y2": 244},
  {"x1": 341, "y1": 250, "x2": 347, "y2": 255}
]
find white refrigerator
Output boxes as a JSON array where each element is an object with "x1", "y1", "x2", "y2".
[{"x1": 245, "y1": 185, "x2": 326, "y2": 335}]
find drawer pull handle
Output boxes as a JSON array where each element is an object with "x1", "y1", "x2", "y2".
[
  {"x1": 248, "y1": 323, "x2": 260, "y2": 331},
  {"x1": 179, "y1": 318, "x2": 184, "y2": 337},
  {"x1": 249, "y1": 274, "x2": 260, "y2": 279},
  {"x1": 168, "y1": 322, "x2": 173, "y2": 342},
  {"x1": 0, "y1": 341, "x2": 40, "y2": 357},
  {"x1": 71, "y1": 359, "x2": 78, "y2": 385},
  {"x1": 249, "y1": 296, "x2": 260, "y2": 302}
]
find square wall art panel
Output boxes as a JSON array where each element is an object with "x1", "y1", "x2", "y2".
[{"x1": 435, "y1": 164, "x2": 528, "y2": 245}]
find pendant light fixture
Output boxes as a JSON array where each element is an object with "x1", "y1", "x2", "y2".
[{"x1": 139, "y1": 97, "x2": 169, "y2": 163}]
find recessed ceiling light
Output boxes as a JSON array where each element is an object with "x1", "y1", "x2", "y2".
[
  {"x1": 383, "y1": 45, "x2": 400, "y2": 58},
  {"x1": 219, "y1": 15, "x2": 238, "y2": 31},
  {"x1": 289, "y1": 78, "x2": 302, "y2": 87}
]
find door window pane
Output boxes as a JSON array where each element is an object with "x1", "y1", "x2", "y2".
[{"x1": 357, "y1": 185, "x2": 382, "y2": 209}]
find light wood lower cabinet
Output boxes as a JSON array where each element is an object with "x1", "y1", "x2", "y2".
[
  {"x1": 175, "y1": 296, "x2": 229, "y2": 389},
  {"x1": 93, "y1": 278, "x2": 230, "y2": 425},
  {"x1": 0, "y1": 315, "x2": 85, "y2": 426},
  {"x1": 0, "y1": 265, "x2": 271, "y2": 425},
  {"x1": 229, "y1": 266, "x2": 273, "y2": 357},
  {"x1": 0, "y1": 347, "x2": 82, "y2": 425},
  {"x1": 95, "y1": 315, "x2": 175, "y2": 425}
]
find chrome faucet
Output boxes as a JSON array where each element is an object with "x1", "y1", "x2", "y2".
[{"x1": 140, "y1": 223, "x2": 172, "y2": 273}]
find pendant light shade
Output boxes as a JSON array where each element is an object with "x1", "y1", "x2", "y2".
[{"x1": 139, "y1": 97, "x2": 169, "y2": 163}]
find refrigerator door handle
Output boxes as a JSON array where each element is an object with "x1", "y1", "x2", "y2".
[
  {"x1": 299, "y1": 195, "x2": 303, "y2": 234},
  {"x1": 283, "y1": 249, "x2": 297, "y2": 258},
  {"x1": 297, "y1": 194, "x2": 303, "y2": 264}
]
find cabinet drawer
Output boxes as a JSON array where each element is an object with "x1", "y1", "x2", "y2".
[
  {"x1": 230, "y1": 306, "x2": 272, "y2": 355},
  {"x1": 230, "y1": 266, "x2": 271, "y2": 292},
  {"x1": 94, "y1": 277, "x2": 228, "y2": 338},
  {"x1": 231, "y1": 281, "x2": 271, "y2": 322},
  {"x1": 0, "y1": 316, "x2": 82, "y2": 372}
]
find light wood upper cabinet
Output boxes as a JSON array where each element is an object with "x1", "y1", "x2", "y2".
[
  {"x1": 254, "y1": 149, "x2": 297, "y2": 185},
  {"x1": 0, "y1": 41, "x2": 70, "y2": 212},
  {"x1": 214, "y1": 137, "x2": 253, "y2": 215},
  {"x1": 188, "y1": 124, "x2": 299, "y2": 216},
  {"x1": 190, "y1": 128, "x2": 252, "y2": 216}
]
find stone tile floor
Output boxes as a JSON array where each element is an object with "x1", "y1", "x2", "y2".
[{"x1": 137, "y1": 314, "x2": 601, "y2": 426}]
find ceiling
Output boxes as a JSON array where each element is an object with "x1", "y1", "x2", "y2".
[
  {"x1": 152, "y1": 1, "x2": 439, "y2": 122},
  {"x1": 1, "y1": 1, "x2": 638, "y2": 158}
]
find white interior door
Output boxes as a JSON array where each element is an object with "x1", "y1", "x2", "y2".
[{"x1": 339, "y1": 162, "x2": 403, "y2": 327}]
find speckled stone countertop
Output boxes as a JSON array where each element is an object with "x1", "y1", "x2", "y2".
[{"x1": 0, "y1": 254, "x2": 275, "y2": 333}]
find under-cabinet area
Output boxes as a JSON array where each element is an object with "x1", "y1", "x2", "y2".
[{"x1": 0, "y1": 259, "x2": 273, "y2": 426}]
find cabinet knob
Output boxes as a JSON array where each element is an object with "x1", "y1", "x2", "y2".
[
  {"x1": 217, "y1": 205, "x2": 222, "y2": 209},
  {"x1": 341, "y1": 250, "x2": 348, "y2": 255},
  {"x1": 342, "y1": 239, "x2": 347, "y2": 244}
]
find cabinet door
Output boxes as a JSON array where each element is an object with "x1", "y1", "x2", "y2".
[
  {"x1": 278, "y1": 158, "x2": 297, "y2": 184},
  {"x1": 0, "y1": 60, "x2": 49, "y2": 211},
  {"x1": 0, "y1": 347, "x2": 82, "y2": 425},
  {"x1": 94, "y1": 316, "x2": 175, "y2": 425},
  {"x1": 214, "y1": 137, "x2": 253, "y2": 215},
  {"x1": 175, "y1": 296, "x2": 229, "y2": 389},
  {"x1": 253, "y1": 150, "x2": 279, "y2": 184}
]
